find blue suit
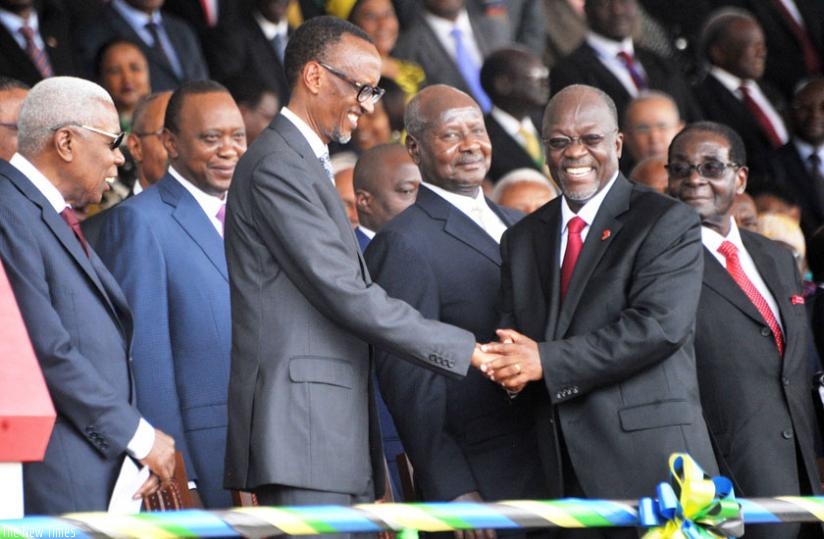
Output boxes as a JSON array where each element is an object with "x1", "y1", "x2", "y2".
[
  {"x1": 0, "y1": 160, "x2": 139, "y2": 514},
  {"x1": 94, "y1": 174, "x2": 232, "y2": 508}
]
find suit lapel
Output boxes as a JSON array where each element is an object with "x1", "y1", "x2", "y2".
[
  {"x1": 532, "y1": 202, "x2": 561, "y2": 340},
  {"x1": 161, "y1": 176, "x2": 228, "y2": 281},
  {"x1": 554, "y1": 176, "x2": 630, "y2": 338},
  {"x1": 702, "y1": 248, "x2": 766, "y2": 327}
]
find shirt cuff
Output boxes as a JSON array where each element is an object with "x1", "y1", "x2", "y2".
[{"x1": 127, "y1": 418, "x2": 155, "y2": 461}]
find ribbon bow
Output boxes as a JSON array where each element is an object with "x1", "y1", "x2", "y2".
[{"x1": 639, "y1": 453, "x2": 743, "y2": 538}]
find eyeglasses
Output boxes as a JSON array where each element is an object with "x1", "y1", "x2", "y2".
[
  {"x1": 52, "y1": 123, "x2": 125, "y2": 150},
  {"x1": 0, "y1": 122, "x2": 18, "y2": 131},
  {"x1": 665, "y1": 161, "x2": 741, "y2": 179},
  {"x1": 544, "y1": 130, "x2": 616, "y2": 151},
  {"x1": 318, "y1": 62, "x2": 385, "y2": 105}
]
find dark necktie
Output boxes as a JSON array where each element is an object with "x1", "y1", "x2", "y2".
[
  {"x1": 616, "y1": 51, "x2": 647, "y2": 91},
  {"x1": 199, "y1": 0, "x2": 217, "y2": 27},
  {"x1": 560, "y1": 216, "x2": 586, "y2": 303},
  {"x1": 808, "y1": 152, "x2": 824, "y2": 208},
  {"x1": 449, "y1": 26, "x2": 491, "y2": 111},
  {"x1": 739, "y1": 85, "x2": 783, "y2": 149},
  {"x1": 145, "y1": 21, "x2": 174, "y2": 72},
  {"x1": 770, "y1": 0, "x2": 821, "y2": 75},
  {"x1": 718, "y1": 240, "x2": 784, "y2": 355},
  {"x1": 19, "y1": 24, "x2": 53, "y2": 78},
  {"x1": 60, "y1": 207, "x2": 89, "y2": 257}
]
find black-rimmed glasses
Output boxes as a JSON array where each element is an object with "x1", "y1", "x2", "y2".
[
  {"x1": 52, "y1": 123, "x2": 125, "y2": 150},
  {"x1": 543, "y1": 129, "x2": 617, "y2": 151},
  {"x1": 665, "y1": 161, "x2": 741, "y2": 179},
  {"x1": 0, "y1": 122, "x2": 18, "y2": 131},
  {"x1": 318, "y1": 62, "x2": 385, "y2": 105}
]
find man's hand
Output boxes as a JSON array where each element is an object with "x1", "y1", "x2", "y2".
[
  {"x1": 480, "y1": 329, "x2": 543, "y2": 392},
  {"x1": 133, "y1": 429, "x2": 175, "y2": 499},
  {"x1": 471, "y1": 342, "x2": 499, "y2": 370},
  {"x1": 452, "y1": 491, "x2": 496, "y2": 539}
]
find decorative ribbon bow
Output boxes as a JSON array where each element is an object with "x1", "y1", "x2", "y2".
[{"x1": 639, "y1": 453, "x2": 744, "y2": 538}]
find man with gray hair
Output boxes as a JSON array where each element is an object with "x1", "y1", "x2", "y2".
[{"x1": 0, "y1": 76, "x2": 175, "y2": 514}]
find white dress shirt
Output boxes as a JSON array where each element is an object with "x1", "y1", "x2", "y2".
[
  {"x1": 424, "y1": 9, "x2": 483, "y2": 68},
  {"x1": 280, "y1": 106, "x2": 329, "y2": 161},
  {"x1": 794, "y1": 138, "x2": 824, "y2": 176},
  {"x1": 111, "y1": 0, "x2": 183, "y2": 78},
  {"x1": 254, "y1": 10, "x2": 288, "y2": 42},
  {"x1": 558, "y1": 172, "x2": 619, "y2": 266},
  {"x1": 0, "y1": 7, "x2": 45, "y2": 51},
  {"x1": 168, "y1": 166, "x2": 226, "y2": 237},
  {"x1": 585, "y1": 32, "x2": 645, "y2": 98},
  {"x1": 490, "y1": 106, "x2": 541, "y2": 150},
  {"x1": 709, "y1": 66, "x2": 789, "y2": 144},
  {"x1": 422, "y1": 182, "x2": 507, "y2": 243}
]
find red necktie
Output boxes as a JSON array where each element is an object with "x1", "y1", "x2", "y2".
[
  {"x1": 616, "y1": 51, "x2": 647, "y2": 91},
  {"x1": 60, "y1": 207, "x2": 89, "y2": 257},
  {"x1": 739, "y1": 85, "x2": 783, "y2": 149},
  {"x1": 771, "y1": 0, "x2": 821, "y2": 75},
  {"x1": 718, "y1": 240, "x2": 784, "y2": 355},
  {"x1": 560, "y1": 216, "x2": 586, "y2": 302},
  {"x1": 19, "y1": 24, "x2": 53, "y2": 79}
]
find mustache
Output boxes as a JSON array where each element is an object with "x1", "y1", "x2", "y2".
[{"x1": 455, "y1": 154, "x2": 485, "y2": 165}]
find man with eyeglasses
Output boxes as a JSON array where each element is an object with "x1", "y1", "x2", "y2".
[
  {"x1": 0, "y1": 76, "x2": 176, "y2": 514},
  {"x1": 480, "y1": 85, "x2": 716, "y2": 538},
  {"x1": 621, "y1": 90, "x2": 683, "y2": 173},
  {"x1": 668, "y1": 121, "x2": 823, "y2": 539},
  {"x1": 0, "y1": 77, "x2": 29, "y2": 161},
  {"x1": 224, "y1": 16, "x2": 495, "y2": 512}
]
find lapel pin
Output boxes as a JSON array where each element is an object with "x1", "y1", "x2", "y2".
[
  {"x1": 601, "y1": 229, "x2": 611, "y2": 241},
  {"x1": 791, "y1": 294, "x2": 805, "y2": 305}
]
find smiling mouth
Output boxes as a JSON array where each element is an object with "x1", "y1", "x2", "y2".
[{"x1": 564, "y1": 166, "x2": 594, "y2": 178}]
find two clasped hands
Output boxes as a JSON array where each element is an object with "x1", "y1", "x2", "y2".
[{"x1": 470, "y1": 329, "x2": 543, "y2": 394}]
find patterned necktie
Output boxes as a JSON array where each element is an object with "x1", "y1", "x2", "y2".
[
  {"x1": 319, "y1": 153, "x2": 334, "y2": 184},
  {"x1": 60, "y1": 207, "x2": 89, "y2": 257},
  {"x1": 145, "y1": 21, "x2": 174, "y2": 73},
  {"x1": 560, "y1": 216, "x2": 586, "y2": 303},
  {"x1": 616, "y1": 51, "x2": 647, "y2": 91},
  {"x1": 19, "y1": 24, "x2": 53, "y2": 78},
  {"x1": 739, "y1": 85, "x2": 783, "y2": 149},
  {"x1": 272, "y1": 33, "x2": 287, "y2": 64},
  {"x1": 216, "y1": 203, "x2": 226, "y2": 237},
  {"x1": 449, "y1": 26, "x2": 491, "y2": 112},
  {"x1": 718, "y1": 240, "x2": 784, "y2": 355},
  {"x1": 518, "y1": 125, "x2": 544, "y2": 167}
]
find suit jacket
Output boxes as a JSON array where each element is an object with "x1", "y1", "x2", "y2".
[
  {"x1": 550, "y1": 42, "x2": 702, "y2": 124},
  {"x1": 224, "y1": 114, "x2": 476, "y2": 496},
  {"x1": 74, "y1": 4, "x2": 209, "y2": 92},
  {"x1": 469, "y1": 0, "x2": 545, "y2": 56},
  {"x1": 692, "y1": 75, "x2": 786, "y2": 193},
  {"x1": 392, "y1": 9, "x2": 510, "y2": 97},
  {"x1": 498, "y1": 175, "x2": 717, "y2": 498},
  {"x1": 695, "y1": 231, "x2": 822, "y2": 539},
  {"x1": 0, "y1": 0, "x2": 76, "y2": 86},
  {"x1": 0, "y1": 160, "x2": 138, "y2": 514},
  {"x1": 485, "y1": 113, "x2": 543, "y2": 183},
  {"x1": 202, "y1": 12, "x2": 290, "y2": 102},
  {"x1": 769, "y1": 142, "x2": 824, "y2": 241},
  {"x1": 93, "y1": 175, "x2": 232, "y2": 509},
  {"x1": 366, "y1": 186, "x2": 547, "y2": 502}
]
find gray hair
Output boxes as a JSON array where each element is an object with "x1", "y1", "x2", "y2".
[
  {"x1": 491, "y1": 168, "x2": 558, "y2": 203},
  {"x1": 17, "y1": 76, "x2": 115, "y2": 156}
]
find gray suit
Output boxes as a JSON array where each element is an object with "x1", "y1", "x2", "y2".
[{"x1": 224, "y1": 114, "x2": 475, "y2": 497}]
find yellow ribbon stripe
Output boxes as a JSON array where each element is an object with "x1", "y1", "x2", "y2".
[
  {"x1": 65, "y1": 512, "x2": 177, "y2": 538},
  {"x1": 356, "y1": 503, "x2": 454, "y2": 531},
  {"x1": 776, "y1": 497, "x2": 824, "y2": 522},
  {"x1": 233, "y1": 507, "x2": 320, "y2": 535}
]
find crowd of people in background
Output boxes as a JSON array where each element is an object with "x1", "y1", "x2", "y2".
[{"x1": 2, "y1": 0, "x2": 824, "y2": 538}]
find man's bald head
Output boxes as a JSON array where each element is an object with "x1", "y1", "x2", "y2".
[{"x1": 354, "y1": 143, "x2": 421, "y2": 231}]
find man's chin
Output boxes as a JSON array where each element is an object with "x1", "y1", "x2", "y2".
[{"x1": 332, "y1": 128, "x2": 352, "y2": 145}]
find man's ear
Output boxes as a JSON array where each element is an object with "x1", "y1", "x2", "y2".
[
  {"x1": 53, "y1": 128, "x2": 75, "y2": 163},
  {"x1": 162, "y1": 128, "x2": 178, "y2": 160},
  {"x1": 355, "y1": 188, "x2": 371, "y2": 213},
  {"x1": 126, "y1": 133, "x2": 142, "y2": 162},
  {"x1": 303, "y1": 61, "x2": 323, "y2": 96},
  {"x1": 406, "y1": 135, "x2": 421, "y2": 165}
]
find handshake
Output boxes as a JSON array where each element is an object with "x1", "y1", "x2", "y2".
[{"x1": 470, "y1": 329, "x2": 543, "y2": 394}]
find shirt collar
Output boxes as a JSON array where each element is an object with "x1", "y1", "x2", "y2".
[
  {"x1": 10, "y1": 152, "x2": 68, "y2": 213},
  {"x1": 422, "y1": 181, "x2": 489, "y2": 216},
  {"x1": 0, "y1": 7, "x2": 38, "y2": 35},
  {"x1": 701, "y1": 216, "x2": 742, "y2": 252},
  {"x1": 425, "y1": 8, "x2": 471, "y2": 37},
  {"x1": 254, "y1": 10, "x2": 288, "y2": 40},
  {"x1": 793, "y1": 138, "x2": 823, "y2": 161},
  {"x1": 112, "y1": 0, "x2": 162, "y2": 27},
  {"x1": 280, "y1": 106, "x2": 328, "y2": 159},
  {"x1": 709, "y1": 66, "x2": 750, "y2": 94},
  {"x1": 490, "y1": 107, "x2": 538, "y2": 137},
  {"x1": 357, "y1": 224, "x2": 376, "y2": 239},
  {"x1": 585, "y1": 32, "x2": 635, "y2": 59},
  {"x1": 168, "y1": 166, "x2": 226, "y2": 217},
  {"x1": 560, "y1": 172, "x2": 619, "y2": 231}
]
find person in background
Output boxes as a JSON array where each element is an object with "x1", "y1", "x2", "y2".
[
  {"x1": 621, "y1": 90, "x2": 683, "y2": 173},
  {"x1": 95, "y1": 38, "x2": 152, "y2": 132},
  {"x1": 224, "y1": 75, "x2": 281, "y2": 145},
  {"x1": 731, "y1": 192, "x2": 758, "y2": 233},
  {"x1": 0, "y1": 77, "x2": 29, "y2": 161},
  {"x1": 332, "y1": 151, "x2": 360, "y2": 227},
  {"x1": 491, "y1": 167, "x2": 558, "y2": 214},
  {"x1": 628, "y1": 155, "x2": 668, "y2": 194}
]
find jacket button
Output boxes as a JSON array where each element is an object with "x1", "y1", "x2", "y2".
[
  {"x1": 555, "y1": 393, "x2": 563, "y2": 399},
  {"x1": 782, "y1": 429, "x2": 793, "y2": 439},
  {"x1": 760, "y1": 327, "x2": 771, "y2": 337},
  {"x1": 782, "y1": 377, "x2": 790, "y2": 386}
]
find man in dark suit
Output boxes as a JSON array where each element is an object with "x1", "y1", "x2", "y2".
[
  {"x1": 770, "y1": 77, "x2": 824, "y2": 244},
  {"x1": 75, "y1": 0, "x2": 208, "y2": 92},
  {"x1": 668, "y1": 121, "x2": 823, "y2": 539},
  {"x1": 224, "y1": 16, "x2": 493, "y2": 510},
  {"x1": 366, "y1": 84, "x2": 547, "y2": 510},
  {"x1": 550, "y1": 0, "x2": 700, "y2": 128},
  {"x1": 203, "y1": 0, "x2": 291, "y2": 105},
  {"x1": 480, "y1": 47, "x2": 550, "y2": 183},
  {"x1": 692, "y1": 8, "x2": 788, "y2": 193},
  {"x1": 0, "y1": 77, "x2": 28, "y2": 161},
  {"x1": 392, "y1": 0, "x2": 510, "y2": 112},
  {"x1": 0, "y1": 76, "x2": 175, "y2": 514},
  {"x1": 94, "y1": 81, "x2": 244, "y2": 509},
  {"x1": 0, "y1": 0, "x2": 76, "y2": 87},
  {"x1": 481, "y1": 85, "x2": 717, "y2": 538}
]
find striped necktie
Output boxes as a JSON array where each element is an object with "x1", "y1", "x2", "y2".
[{"x1": 19, "y1": 24, "x2": 53, "y2": 78}]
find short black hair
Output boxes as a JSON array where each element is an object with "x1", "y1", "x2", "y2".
[
  {"x1": 283, "y1": 15, "x2": 373, "y2": 89},
  {"x1": 164, "y1": 80, "x2": 230, "y2": 134},
  {"x1": 0, "y1": 76, "x2": 29, "y2": 92},
  {"x1": 669, "y1": 121, "x2": 747, "y2": 166},
  {"x1": 93, "y1": 38, "x2": 146, "y2": 80}
]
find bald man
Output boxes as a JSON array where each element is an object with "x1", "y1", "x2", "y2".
[
  {"x1": 629, "y1": 155, "x2": 668, "y2": 194},
  {"x1": 353, "y1": 143, "x2": 421, "y2": 250},
  {"x1": 622, "y1": 91, "x2": 684, "y2": 168}
]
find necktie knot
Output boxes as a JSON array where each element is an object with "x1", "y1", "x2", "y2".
[
  {"x1": 560, "y1": 216, "x2": 586, "y2": 302},
  {"x1": 518, "y1": 125, "x2": 544, "y2": 165},
  {"x1": 19, "y1": 24, "x2": 34, "y2": 41},
  {"x1": 717, "y1": 240, "x2": 737, "y2": 260},
  {"x1": 216, "y1": 203, "x2": 226, "y2": 224},
  {"x1": 567, "y1": 216, "x2": 586, "y2": 235},
  {"x1": 809, "y1": 152, "x2": 822, "y2": 169}
]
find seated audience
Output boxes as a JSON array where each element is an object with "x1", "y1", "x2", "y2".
[
  {"x1": 95, "y1": 39, "x2": 151, "y2": 132},
  {"x1": 491, "y1": 168, "x2": 558, "y2": 214}
]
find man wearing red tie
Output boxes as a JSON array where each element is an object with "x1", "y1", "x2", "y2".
[{"x1": 668, "y1": 121, "x2": 823, "y2": 539}]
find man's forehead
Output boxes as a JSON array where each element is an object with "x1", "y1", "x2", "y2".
[{"x1": 437, "y1": 106, "x2": 482, "y2": 125}]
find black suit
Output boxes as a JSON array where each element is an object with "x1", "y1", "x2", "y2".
[
  {"x1": 498, "y1": 175, "x2": 717, "y2": 505},
  {"x1": 692, "y1": 75, "x2": 787, "y2": 193},
  {"x1": 366, "y1": 186, "x2": 547, "y2": 503},
  {"x1": 695, "y1": 230, "x2": 823, "y2": 539},
  {"x1": 74, "y1": 4, "x2": 209, "y2": 92},
  {"x1": 202, "y1": 12, "x2": 290, "y2": 102},
  {"x1": 550, "y1": 42, "x2": 702, "y2": 125},
  {"x1": 485, "y1": 114, "x2": 543, "y2": 183},
  {"x1": 770, "y1": 142, "x2": 824, "y2": 242},
  {"x1": 0, "y1": 0, "x2": 76, "y2": 86}
]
